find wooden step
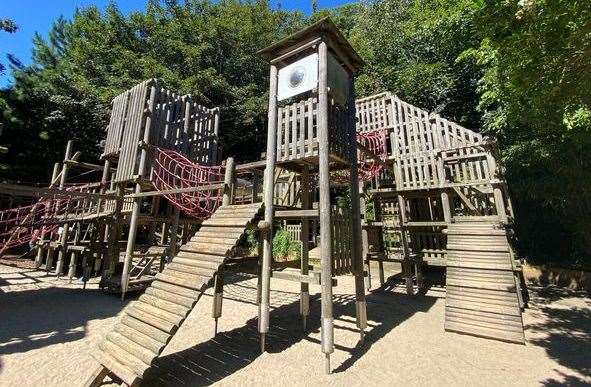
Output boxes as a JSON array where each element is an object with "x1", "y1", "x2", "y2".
[
  {"x1": 145, "y1": 287, "x2": 196, "y2": 309},
  {"x1": 114, "y1": 322, "x2": 166, "y2": 354},
  {"x1": 168, "y1": 262, "x2": 217, "y2": 278},
  {"x1": 90, "y1": 348, "x2": 138, "y2": 386},
  {"x1": 155, "y1": 273, "x2": 210, "y2": 291},
  {"x1": 126, "y1": 304, "x2": 177, "y2": 333},
  {"x1": 120, "y1": 315, "x2": 170, "y2": 344},
  {"x1": 139, "y1": 294, "x2": 190, "y2": 318},
  {"x1": 90, "y1": 202, "x2": 262, "y2": 385},
  {"x1": 150, "y1": 279, "x2": 202, "y2": 299},
  {"x1": 175, "y1": 251, "x2": 226, "y2": 263},
  {"x1": 106, "y1": 331, "x2": 157, "y2": 365},
  {"x1": 172, "y1": 257, "x2": 221, "y2": 271},
  {"x1": 98, "y1": 340, "x2": 150, "y2": 377}
]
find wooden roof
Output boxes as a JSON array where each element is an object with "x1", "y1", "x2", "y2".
[{"x1": 257, "y1": 17, "x2": 364, "y2": 72}]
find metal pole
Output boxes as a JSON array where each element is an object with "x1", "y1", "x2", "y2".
[{"x1": 259, "y1": 63, "x2": 279, "y2": 352}]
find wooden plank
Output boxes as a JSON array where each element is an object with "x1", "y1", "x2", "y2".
[
  {"x1": 120, "y1": 315, "x2": 170, "y2": 344},
  {"x1": 139, "y1": 293, "x2": 190, "y2": 317},
  {"x1": 114, "y1": 322, "x2": 166, "y2": 353},
  {"x1": 126, "y1": 304, "x2": 177, "y2": 333},
  {"x1": 145, "y1": 287, "x2": 195, "y2": 309},
  {"x1": 106, "y1": 331, "x2": 157, "y2": 364},
  {"x1": 98, "y1": 340, "x2": 150, "y2": 377},
  {"x1": 90, "y1": 349, "x2": 138, "y2": 387}
]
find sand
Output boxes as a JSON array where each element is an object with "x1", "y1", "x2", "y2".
[{"x1": 0, "y1": 262, "x2": 590, "y2": 387}]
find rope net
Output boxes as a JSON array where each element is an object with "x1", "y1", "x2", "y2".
[
  {"x1": 0, "y1": 183, "x2": 106, "y2": 252},
  {"x1": 357, "y1": 129, "x2": 388, "y2": 182},
  {"x1": 151, "y1": 148, "x2": 224, "y2": 219}
]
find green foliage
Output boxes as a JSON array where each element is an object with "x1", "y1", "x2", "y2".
[
  {"x1": 465, "y1": 0, "x2": 591, "y2": 265},
  {"x1": 272, "y1": 227, "x2": 301, "y2": 261},
  {"x1": 350, "y1": 0, "x2": 482, "y2": 127},
  {"x1": 0, "y1": 1, "x2": 305, "y2": 181}
]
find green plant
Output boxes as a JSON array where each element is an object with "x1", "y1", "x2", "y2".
[{"x1": 272, "y1": 228, "x2": 301, "y2": 261}]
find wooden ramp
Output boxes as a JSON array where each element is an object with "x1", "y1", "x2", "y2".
[
  {"x1": 444, "y1": 219, "x2": 525, "y2": 344},
  {"x1": 86, "y1": 203, "x2": 263, "y2": 386}
]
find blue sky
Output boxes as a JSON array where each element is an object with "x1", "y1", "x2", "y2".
[{"x1": 0, "y1": 0, "x2": 354, "y2": 87}]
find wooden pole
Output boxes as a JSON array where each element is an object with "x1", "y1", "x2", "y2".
[
  {"x1": 222, "y1": 157, "x2": 235, "y2": 206},
  {"x1": 348, "y1": 75, "x2": 368, "y2": 342},
  {"x1": 212, "y1": 267, "x2": 224, "y2": 335},
  {"x1": 397, "y1": 194, "x2": 413, "y2": 295},
  {"x1": 67, "y1": 222, "x2": 81, "y2": 281},
  {"x1": 299, "y1": 165, "x2": 310, "y2": 330},
  {"x1": 317, "y1": 41, "x2": 334, "y2": 374},
  {"x1": 441, "y1": 190, "x2": 452, "y2": 223},
  {"x1": 121, "y1": 84, "x2": 157, "y2": 300},
  {"x1": 359, "y1": 183, "x2": 371, "y2": 290},
  {"x1": 259, "y1": 63, "x2": 278, "y2": 352},
  {"x1": 35, "y1": 162, "x2": 61, "y2": 269},
  {"x1": 55, "y1": 141, "x2": 74, "y2": 276}
]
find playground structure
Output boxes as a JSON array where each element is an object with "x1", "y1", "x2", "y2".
[{"x1": 0, "y1": 18, "x2": 527, "y2": 386}]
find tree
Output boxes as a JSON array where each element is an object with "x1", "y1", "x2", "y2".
[
  {"x1": 466, "y1": 0, "x2": 591, "y2": 265},
  {"x1": 0, "y1": 18, "x2": 18, "y2": 75}
]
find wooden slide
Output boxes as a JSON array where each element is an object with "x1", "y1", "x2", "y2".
[
  {"x1": 444, "y1": 219, "x2": 525, "y2": 344},
  {"x1": 86, "y1": 202, "x2": 263, "y2": 386}
]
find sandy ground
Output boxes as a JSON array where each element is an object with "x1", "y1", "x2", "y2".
[{"x1": 0, "y1": 262, "x2": 590, "y2": 387}]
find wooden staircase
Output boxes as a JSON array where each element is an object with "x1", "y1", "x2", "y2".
[
  {"x1": 86, "y1": 203, "x2": 263, "y2": 386},
  {"x1": 444, "y1": 218, "x2": 525, "y2": 344}
]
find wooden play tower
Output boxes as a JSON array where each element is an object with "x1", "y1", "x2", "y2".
[{"x1": 257, "y1": 17, "x2": 367, "y2": 372}]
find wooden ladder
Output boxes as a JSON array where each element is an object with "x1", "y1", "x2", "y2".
[
  {"x1": 85, "y1": 202, "x2": 263, "y2": 386},
  {"x1": 444, "y1": 218, "x2": 525, "y2": 344}
]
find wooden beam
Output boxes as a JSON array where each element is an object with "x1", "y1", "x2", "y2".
[{"x1": 125, "y1": 183, "x2": 224, "y2": 199}]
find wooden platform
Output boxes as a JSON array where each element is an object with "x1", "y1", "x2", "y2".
[
  {"x1": 86, "y1": 203, "x2": 263, "y2": 386},
  {"x1": 444, "y1": 219, "x2": 525, "y2": 344}
]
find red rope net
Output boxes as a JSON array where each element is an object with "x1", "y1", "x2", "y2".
[
  {"x1": 357, "y1": 129, "x2": 388, "y2": 182},
  {"x1": 151, "y1": 148, "x2": 224, "y2": 219},
  {"x1": 0, "y1": 183, "x2": 103, "y2": 252}
]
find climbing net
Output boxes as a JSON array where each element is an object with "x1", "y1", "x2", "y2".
[
  {"x1": 357, "y1": 129, "x2": 388, "y2": 182},
  {"x1": 0, "y1": 183, "x2": 105, "y2": 252},
  {"x1": 332, "y1": 129, "x2": 388, "y2": 185},
  {"x1": 151, "y1": 148, "x2": 225, "y2": 219}
]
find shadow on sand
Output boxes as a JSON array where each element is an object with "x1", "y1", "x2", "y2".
[
  {"x1": 0, "y1": 284, "x2": 131, "y2": 359},
  {"x1": 140, "y1": 273, "x2": 438, "y2": 386},
  {"x1": 526, "y1": 286, "x2": 591, "y2": 386}
]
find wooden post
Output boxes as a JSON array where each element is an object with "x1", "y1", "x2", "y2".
[
  {"x1": 67, "y1": 222, "x2": 81, "y2": 281},
  {"x1": 166, "y1": 208, "x2": 181, "y2": 260},
  {"x1": 317, "y1": 41, "x2": 335, "y2": 374},
  {"x1": 102, "y1": 185, "x2": 123, "y2": 285},
  {"x1": 397, "y1": 194, "x2": 413, "y2": 295},
  {"x1": 441, "y1": 190, "x2": 452, "y2": 223},
  {"x1": 493, "y1": 184, "x2": 508, "y2": 224},
  {"x1": 359, "y1": 182, "x2": 372, "y2": 290},
  {"x1": 212, "y1": 267, "x2": 224, "y2": 335},
  {"x1": 121, "y1": 85, "x2": 157, "y2": 300},
  {"x1": 56, "y1": 141, "x2": 74, "y2": 276},
  {"x1": 299, "y1": 165, "x2": 310, "y2": 330},
  {"x1": 348, "y1": 75, "x2": 368, "y2": 343},
  {"x1": 259, "y1": 63, "x2": 278, "y2": 353},
  {"x1": 223, "y1": 157, "x2": 236, "y2": 206}
]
